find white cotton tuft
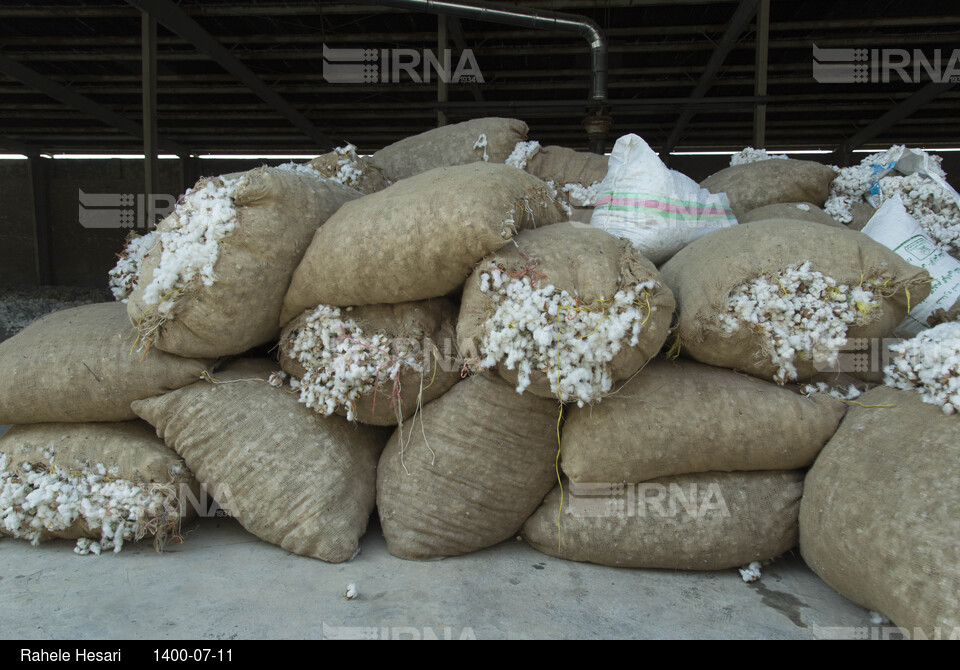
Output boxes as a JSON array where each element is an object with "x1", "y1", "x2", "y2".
[
  {"x1": 289, "y1": 305, "x2": 423, "y2": 422},
  {"x1": 477, "y1": 269, "x2": 657, "y2": 403},
  {"x1": 717, "y1": 261, "x2": 880, "y2": 384},
  {"x1": 729, "y1": 148, "x2": 788, "y2": 166},
  {"x1": 1, "y1": 454, "x2": 175, "y2": 556},
  {"x1": 883, "y1": 321, "x2": 960, "y2": 413}
]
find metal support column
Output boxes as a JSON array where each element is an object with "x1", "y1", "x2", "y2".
[
  {"x1": 27, "y1": 153, "x2": 52, "y2": 285},
  {"x1": 438, "y1": 15, "x2": 448, "y2": 127},
  {"x1": 142, "y1": 10, "x2": 160, "y2": 227},
  {"x1": 753, "y1": 0, "x2": 769, "y2": 148}
]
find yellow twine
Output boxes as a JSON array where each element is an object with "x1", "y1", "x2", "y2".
[
  {"x1": 839, "y1": 399, "x2": 895, "y2": 408},
  {"x1": 555, "y1": 315, "x2": 564, "y2": 554},
  {"x1": 129, "y1": 287, "x2": 183, "y2": 355}
]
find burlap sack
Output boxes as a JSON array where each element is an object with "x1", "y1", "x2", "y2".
[
  {"x1": 928, "y1": 298, "x2": 960, "y2": 327},
  {"x1": 457, "y1": 223, "x2": 675, "y2": 401},
  {"x1": 524, "y1": 470, "x2": 802, "y2": 570},
  {"x1": 132, "y1": 360, "x2": 387, "y2": 563},
  {"x1": 660, "y1": 220, "x2": 932, "y2": 382},
  {"x1": 310, "y1": 149, "x2": 388, "y2": 194},
  {"x1": 279, "y1": 299, "x2": 461, "y2": 426},
  {"x1": 847, "y1": 202, "x2": 878, "y2": 232},
  {"x1": 0, "y1": 303, "x2": 209, "y2": 425},
  {"x1": 524, "y1": 145, "x2": 608, "y2": 187},
  {"x1": 800, "y1": 387, "x2": 960, "y2": 635},
  {"x1": 127, "y1": 167, "x2": 360, "y2": 358},
  {"x1": 740, "y1": 203, "x2": 844, "y2": 228},
  {"x1": 561, "y1": 359, "x2": 846, "y2": 483},
  {"x1": 700, "y1": 159, "x2": 838, "y2": 218},
  {"x1": 0, "y1": 421, "x2": 195, "y2": 543},
  {"x1": 371, "y1": 117, "x2": 528, "y2": 183},
  {"x1": 281, "y1": 162, "x2": 567, "y2": 319},
  {"x1": 377, "y1": 374, "x2": 559, "y2": 561}
]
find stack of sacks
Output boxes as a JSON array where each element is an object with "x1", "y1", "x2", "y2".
[
  {"x1": 278, "y1": 299, "x2": 460, "y2": 426},
  {"x1": 661, "y1": 220, "x2": 931, "y2": 386},
  {"x1": 0, "y1": 303, "x2": 211, "y2": 554},
  {"x1": 132, "y1": 360, "x2": 389, "y2": 563},
  {"x1": 120, "y1": 165, "x2": 361, "y2": 358},
  {"x1": 801, "y1": 386, "x2": 960, "y2": 635},
  {"x1": 280, "y1": 161, "x2": 568, "y2": 316},
  {"x1": 457, "y1": 223, "x2": 675, "y2": 406},
  {"x1": 522, "y1": 359, "x2": 846, "y2": 570}
]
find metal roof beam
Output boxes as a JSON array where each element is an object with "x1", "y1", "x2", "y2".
[
  {"x1": 661, "y1": 0, "x2": 760, "y2": 157},
  {"x1": 0, "y1": 53, "x2": 188, "y2": 155},
  {"x1": 839, "y1": 80, "x2": 957, "y2": 156},
  {"x1": 125, "y1": 0, "x2": 337, "y2": 149}
]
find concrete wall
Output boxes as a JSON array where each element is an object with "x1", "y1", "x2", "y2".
[
  {"x1": 0, "y1": 158, "x2": 276, "y2": 288},
  {"x1": 2, "y1": 151, "x2": 959, "y2": 288}
]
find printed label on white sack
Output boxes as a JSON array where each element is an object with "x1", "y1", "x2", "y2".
[{"x1": 863, "y1": 195, "x2": 960, "y2": 336}]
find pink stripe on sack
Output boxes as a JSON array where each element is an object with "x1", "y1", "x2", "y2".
[{"x1": 594, "y1": 195, "x2": 731, "y2": 216}]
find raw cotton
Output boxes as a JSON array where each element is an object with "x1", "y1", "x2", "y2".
[
  {"x1": 716, "y1": 261, "x2": 881, "y2": 384},
  {"x1": 279, "y1": 299, "x2": 460, "y2": 426},
  {"x1": 523, "y1": 470, "x2": 803, "y2": 571},
  {"x1": 559, "y1": 359, "x2": 846, "y2": 484},
  {"x1": 0, "y1": 303, "x2": 210, "y2": 425},
  {"x1": 800, "y1": 386, "x2": 960, "y2": 635},
  {"x1": 884, "y1": 321, "x2": 960, "y2": 415},
  {"x1": 0, "y1": 421, "x2": 195, "y2": 554},
  {"x1": 376, "y1": 374, "x2": 559, "y2": 561},
  {"x1": 660, "y1": 220, "x2": 931, "y2": 383},
  {"x1": 126, "y1": 167, "x2": 360, "y2": 358},
  {"x1": 504, "y1": 140, "x2": 541, "y2": 170},
  {"x1": 700, "y1": 158, "x2": 838, "y2": 219},
  {"x1": 457, "y1": 223, "x2": 675, "y2": 404},
  {"x1": 370, "y1": 117, "x2": 529, "y2": 183},
  {"x1": 109, "y1": 230, "x2": 158, "y2": 302},
  {"x1": 309, "y1": 145, "x2": 388, "y2": 194},
  {"x1": 826, "y1": 146, "x2": 960, "y2": 253},
  {"x1": 729, "y1": 147, "x2": 789, "y2": 165},
  {"x1": 281, "y1": 162, "x2": 568, "y2": 318},
  {"x1": 132, "y1": 360, "x2": 388, "y2": 563}
]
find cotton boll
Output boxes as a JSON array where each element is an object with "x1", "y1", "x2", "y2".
[
  {"x1": 884, "y1": 321, "x2": 960, "y2": 413},
  {"x1": 476, "y1": 274, "x2": 657, "y2": 403},
  {"x1": 729, "y1": 148, "x2": 788, "y2": 166},
  {"x1": 0, "y1": 457, "x2": 178, "y2": 555},
  {"x1": 717, "y1": 262, "x2": 880, "y2": 384}
]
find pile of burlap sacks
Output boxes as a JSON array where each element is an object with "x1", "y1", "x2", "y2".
[{"x1": 1, "y1": 118, "x2": 957, "y2": 635}]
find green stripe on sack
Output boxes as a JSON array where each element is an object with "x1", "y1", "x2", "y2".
[
  {"x1": 598, "y1": 191, "x2": 734, "y2": 211},
  {"x1": 593, "y1": 204, "x2": 736, "y2": 221}
]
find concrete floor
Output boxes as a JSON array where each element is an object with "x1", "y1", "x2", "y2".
[{"x1": 1, "y1": 512, "x2": 875, "y2": 640}]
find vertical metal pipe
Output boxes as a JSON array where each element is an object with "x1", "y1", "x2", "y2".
[
  {"x1": 753, "y1": 0, "x2": 770, "y2": 148},
  {"x1": 142, "y1": 10, "x2": 159, "y2": 226}
]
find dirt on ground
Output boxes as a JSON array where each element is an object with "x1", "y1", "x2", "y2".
[{"x1": 0, "y1": 285, "x2": 111, "y2": 343}]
